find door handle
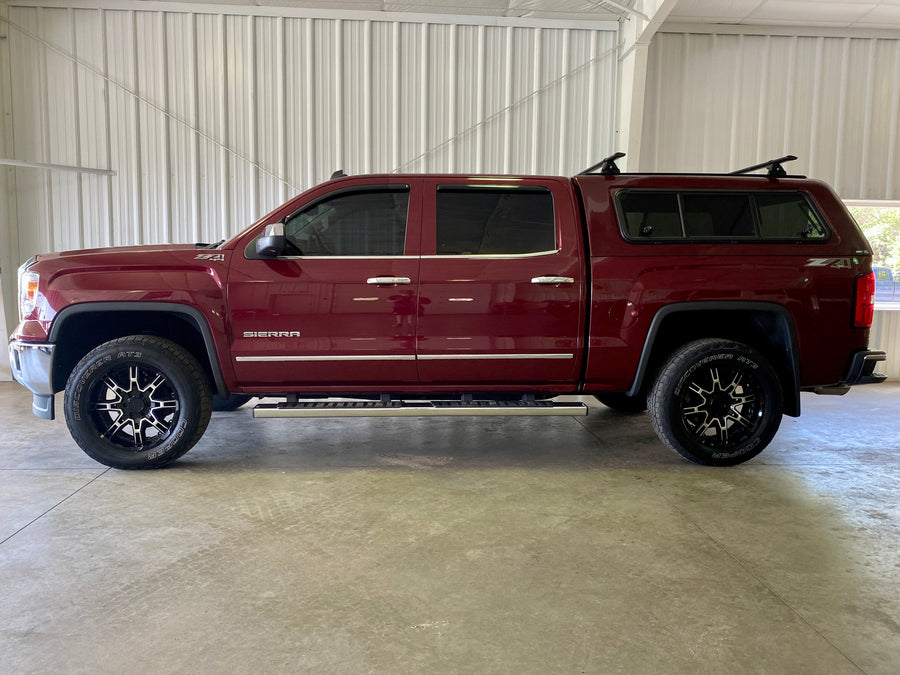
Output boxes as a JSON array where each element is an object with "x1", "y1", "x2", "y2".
[
  {"x1": 367, "y1": 276, "x2": 412, "y2": 285},
  {"x1": 531, "y1": 276, "x2": 575, "y2": 284}
]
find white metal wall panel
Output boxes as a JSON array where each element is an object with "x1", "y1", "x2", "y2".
[
  {"x1": 166, "y1": 11, "x2": 199, "y2": 245},
  {"x1": 5, "y1": 4, "x2": 616, "y2": 256},
  {"x1": 870, "y1": 310, "x2": 900, "y2": 380},
  {"x1": 74, "y1": 8, "x2": 111, "y2": 250},
  {"x1": 641, "y1": 31, "x2": 900, "y2": 201},
  {"x1": 106, "y1": 9, "x2": 141, "y2": 247},
  {"x1": 9, "y1": 8, "x2": 47, "y2": 260}
]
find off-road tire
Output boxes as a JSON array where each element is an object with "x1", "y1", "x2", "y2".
[
  {"x1": 595, "y1": 392, "x2": 647, "y2": 414},
  {"x1": 648, "y1": 339, "x2": 783, "y2": 466},
  {"x1": 64, "y1": 336, "x2": 212, "y2": 469}
]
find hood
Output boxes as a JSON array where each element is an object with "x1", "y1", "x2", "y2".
[{"x1": 35, "y1": 243, "x2": 210, "y2": 262}]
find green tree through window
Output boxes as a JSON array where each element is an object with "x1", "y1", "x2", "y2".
[{"x1": 848, "y1": 206, "x2": 900, "y2": 271}]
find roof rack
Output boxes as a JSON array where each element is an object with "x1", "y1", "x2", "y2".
[
  {"x1": 576, "y1": 153, "x2": 805, "y2": 178},
  {"x1": 579, "y1": 152, "x2": 625, "y2": 176},
  {"x1": 729, "y1": 155, "x2": 798, "y2": 178}
]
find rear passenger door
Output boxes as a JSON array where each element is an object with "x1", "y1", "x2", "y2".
[{"x1": 415, "y1": 177, "x2": 585, "y2": 387}]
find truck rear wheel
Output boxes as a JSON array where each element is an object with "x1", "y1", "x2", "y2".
[
  {"x1": 648, "y1": 339, "x2": 783, "y2": 466},
  {"x1": 64, "y1": 336, "x2": 212, "y2": 469}
]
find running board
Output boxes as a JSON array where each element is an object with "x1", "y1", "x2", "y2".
[{"x1": 253, "y1": 399, "x2": 588, "y2": 418}]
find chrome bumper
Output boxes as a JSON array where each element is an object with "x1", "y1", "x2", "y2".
[{"x1": 8, "y1": 339, "x2": 56, "y2": 419}]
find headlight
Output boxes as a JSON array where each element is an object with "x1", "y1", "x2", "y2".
[{"x1": 18, "y1": 264, "x2": 39, "y2": 320}]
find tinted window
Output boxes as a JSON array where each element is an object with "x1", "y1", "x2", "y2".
[
  {"x1": 284, "y1": 188, "x2": 409, "y2": 256},
  {"x1": 682, "y1": 194, "x2": 755, "y2": 238},
  {"x1": 436, "y1": 187, "x2": 555, "y2": 255},
  {"x1": 616, "y1": 189, "x2": 831, "y2": 243},
  {"x1": 756, "y1": 193, "x2": 828, "y2": 239},
  {"x1": 618, "y1": 191, "x2": 681, "y2": 239}
]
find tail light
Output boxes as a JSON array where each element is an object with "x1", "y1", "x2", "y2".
[{"x1": 854, "y1": 272, "x2": 875, "y2": 328}]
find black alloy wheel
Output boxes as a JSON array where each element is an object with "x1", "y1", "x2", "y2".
[
  {"x1": 648, "y1": 339, "x2": 783, "y2": 466},
  {"x1": 64, "y1": 336, "x2": 211, "y2": 469}
]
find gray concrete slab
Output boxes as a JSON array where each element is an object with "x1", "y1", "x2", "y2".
[{"x1": 1, "y1": 380, "x2": 899, "y2": 673}]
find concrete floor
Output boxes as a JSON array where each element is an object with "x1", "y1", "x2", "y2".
[{"x1": 1, "y1": 381, "x2": 899, "y2": 674}]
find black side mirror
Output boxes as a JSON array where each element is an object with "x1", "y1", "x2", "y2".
[{"x1": 256, "y1": 223, "x2": 285, "y2": 258}]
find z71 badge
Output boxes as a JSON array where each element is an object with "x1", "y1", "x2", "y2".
[{"x1": 195, "y1": 253, "x2": 225, "y2": 262}]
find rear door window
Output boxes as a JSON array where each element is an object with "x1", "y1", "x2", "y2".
[{"x1": 435, "y1": 187, "x2": 556, "y2": 255}]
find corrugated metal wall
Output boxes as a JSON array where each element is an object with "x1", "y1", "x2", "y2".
[
  {"x1": 871, "y1": 310, "x2": 900, "y2": 380},
  {"x1": 641, "y1": 31, "x2": 900, "y2": 201},
  {"x1": 5, "y1": 4, "x2": 618, "y2": 258}
]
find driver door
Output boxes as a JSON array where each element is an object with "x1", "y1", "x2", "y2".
[{"x1": 227, "y1": 180, "x2": 422, "y2": 389}]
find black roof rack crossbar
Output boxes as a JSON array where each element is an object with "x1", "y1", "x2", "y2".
[
  {"x1": 579, "y1": 152, "x2": 625, "y2": 176},
  {"x1": 730, "y1": 155, "x2": 798, "y2": 177}
]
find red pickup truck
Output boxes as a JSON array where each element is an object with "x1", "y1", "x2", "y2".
[{"x1": 8, "y1": 155, "x2": 885, "y2": 469}]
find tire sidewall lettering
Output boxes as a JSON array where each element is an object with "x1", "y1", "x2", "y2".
[
  {"x1": 64, "y1": 336, "x2": 211, "y2": 469},
  {"x1": 674, "y1": 352, "x2": 745, "y2": 396},
  {"x1": 649, "y1": 339, "x2": 783, "y2": 466}
]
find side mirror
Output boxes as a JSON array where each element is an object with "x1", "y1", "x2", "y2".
[{"x1": 256, "y1": 222, "x2": 285, "y2": 258}]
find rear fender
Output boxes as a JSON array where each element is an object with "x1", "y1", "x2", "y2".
[{"x1": 629, "y1": 302, "x2": 801, "y2": 417}]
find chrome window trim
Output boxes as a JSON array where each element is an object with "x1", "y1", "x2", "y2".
[
  {"x1": 269, "y1": 255, "x2": 419, "y2": 261},
  {"x1": 421, "y1": 249, "x2": 560, "y2": 260}
]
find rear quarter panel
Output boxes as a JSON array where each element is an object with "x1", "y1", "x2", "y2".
[{"x1": 575, "y1": 175, "x2": 873, "y2": 391}]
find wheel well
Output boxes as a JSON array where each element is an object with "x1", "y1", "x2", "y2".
[
  {"x1": 51, "y1": 309, "x2": 220, "y2": 395},
  {"x1": 633, "y1": 307, "x2": 800, "y2": 417}
]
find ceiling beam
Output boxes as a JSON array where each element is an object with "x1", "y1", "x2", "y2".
[
  {"x1": 616, "y1": 0, "x2": 681, "y2": 171},
  {"x1": 586, "y1": 0, "x2": 650, "y2": 22}
]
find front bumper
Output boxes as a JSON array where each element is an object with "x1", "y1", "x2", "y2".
[{"x1": 8, "y1": 339, "x2": 56, "y2": 419}]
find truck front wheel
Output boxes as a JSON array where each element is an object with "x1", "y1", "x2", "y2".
[
  {"x1": 648, "y1": 339, "x2": 783, "y2": 466},
  {"x1": 64, "y1": 336, "x2": 212, "y2": 469}
]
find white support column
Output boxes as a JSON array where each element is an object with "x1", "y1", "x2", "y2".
[
  {"x1": 0, "y1": 4, "x2": 19, "y2": 367},
  {"x1": 615, "y1": 0, "x2": 678, "y2": 172}
]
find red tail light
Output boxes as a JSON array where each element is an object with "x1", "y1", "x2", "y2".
[{"x1": 854, "y1": 272, "x2": 875, "y2": 328}]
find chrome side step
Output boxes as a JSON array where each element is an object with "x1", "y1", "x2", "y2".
[{"x1": 253, "y1": 399, "x2": 588, "y2": 418}]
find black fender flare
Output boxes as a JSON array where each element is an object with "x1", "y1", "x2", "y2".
[
  {"x1": 627, "y1": 301, "x2": 801, "y2": 417},
  {"x1": 49, "y1": 302, "x2": 229, "y2": 398}
]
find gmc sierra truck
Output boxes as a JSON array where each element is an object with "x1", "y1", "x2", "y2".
[{"x1": 8, "y1": 154, "x2": 886, "y2": 469}]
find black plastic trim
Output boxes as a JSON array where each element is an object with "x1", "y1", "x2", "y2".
[
  {"x1": 627, "y1": 301, "x2": 802, "y2": 416},
  {"x1": 839, "y1": 350, "x2": 887, "y2": 387},
  {"x1": 49, "y1": 302, "x2": 228, "y2": 397}
]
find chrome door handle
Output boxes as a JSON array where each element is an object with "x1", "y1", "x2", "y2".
[
  {"x1": 367, "y1": 276, "x2": 412, "y2": 285},
  {"x1": 531, "y1": 276, "x2": 575, "y2": 284}
]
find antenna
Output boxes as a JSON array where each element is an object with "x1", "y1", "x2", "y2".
[
  {"x1": 579, "y1": 152, "x2": 625, "y2": 176},
  {"x1": 330, "y1": 169, "x2": 347, "y2": 179},
  {"x1": 729, "y1": 155, "x2": 798, "y2": 177}
]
